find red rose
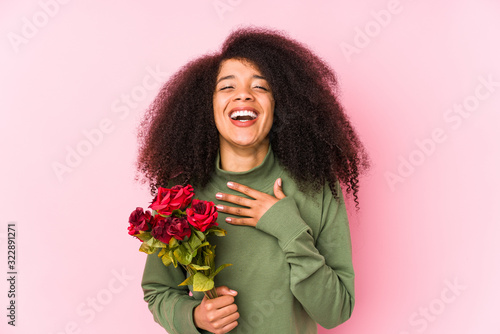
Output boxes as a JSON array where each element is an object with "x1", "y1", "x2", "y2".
[
  {"x1": 127, "y1": 224, "x2": 139, "y2": 236},
  {"x1": 149, "y1": 185, "x2": 194, "y2": 216},
  {"x1": 150, "y1": 215, "x2": 172, "y2": 244},
  {"x1": 166, "y1": 217, "x2": 192, "y2": 241},
  {"x1": 128, "y1": 207, "x2": 153, "y2": 235},
  {"x1": 186, "y1": 199, "x2": 218, "y2": 232}
]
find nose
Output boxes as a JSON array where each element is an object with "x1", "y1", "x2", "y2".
[{"x1": 233, "y1": 86, "x2": 254, "y2": 101}]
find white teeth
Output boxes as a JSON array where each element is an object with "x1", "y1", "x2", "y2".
[{"x1": 230, "y1": 110, "x2": 257, "y2": 120}]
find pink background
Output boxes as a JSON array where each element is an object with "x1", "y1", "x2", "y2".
[{"x1": 1, "y1": 1, "x2": 499, "y2": 333}]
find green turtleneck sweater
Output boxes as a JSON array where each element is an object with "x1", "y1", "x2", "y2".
[{"x1": 141, "y1": 147, "x2": 355, "y2": 333}]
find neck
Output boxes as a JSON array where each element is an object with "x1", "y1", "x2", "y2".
[{"x1": 219, "y1": 140, "x2": 270, "y2": 172}]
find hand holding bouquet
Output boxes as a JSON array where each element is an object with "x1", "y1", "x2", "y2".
[{"x1": 128, "y1": 184, "x2": 231, "y2": 299}]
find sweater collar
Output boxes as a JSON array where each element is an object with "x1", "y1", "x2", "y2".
[{"x1": 210, "y1": 145, "x2": 282, "y2": 191}]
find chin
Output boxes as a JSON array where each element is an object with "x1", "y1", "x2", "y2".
[
  {"x1": 232, "y1": 141, "x2": 260, "y2": 148},
  {"x1": 223, "y1": 136, "x2": 263, "y2": 147},
  {"x1": 236, "y1": 139, "x2": 270, "y2": 148}
]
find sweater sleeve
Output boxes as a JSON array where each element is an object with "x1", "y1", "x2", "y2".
[
  {"x1": 141, "y1": 250, "x2": 203, "y2": 334},
  {"x1": 255, "y1": 182, "x2": 355, "y2": 329}
]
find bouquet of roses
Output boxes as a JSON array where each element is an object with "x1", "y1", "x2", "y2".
[{"x1": 127, "y1": 184, "x2": 231, "y2": 299}]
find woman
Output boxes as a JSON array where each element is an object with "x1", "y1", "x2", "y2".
[{"x1": 138, "y1": 27, "x2": 369, "y2": 334}]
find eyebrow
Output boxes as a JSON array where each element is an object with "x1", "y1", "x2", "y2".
[{"x1": 216, "y1": 74, "x2": 267, "y2": 85}]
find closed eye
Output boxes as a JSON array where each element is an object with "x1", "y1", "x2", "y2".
[
  {"x1": 254, "y1": 86, "x2": 268, "y2": 91},
  {"x1": 219, "y1": 86, "x2": 234, "y2": 91}
]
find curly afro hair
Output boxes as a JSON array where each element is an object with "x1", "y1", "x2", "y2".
[{"x1": 137, "y1": 27, "x2": 370, "y2": 208}]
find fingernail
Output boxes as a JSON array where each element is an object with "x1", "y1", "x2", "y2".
[
  {"x1": 225, "y1": 217, "x2": 232, "y2": 222},
  {"x1": 230, "y1": 289, "x2": 237, "y2": 295},
  {"x1": 278, "y1": 178, "x2": 282, "y2": 187},
  {"x1": 215, "y1": 193, "x2": 222, "y2": 199},
  {"x1": 216, "y1": 205, "x2": 224, "y2": 210},
  {"x1": 227, "y1": 181, "x2": 234, "y2": 187}
]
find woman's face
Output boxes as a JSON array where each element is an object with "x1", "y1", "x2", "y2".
[{"x1": 213, "y1": 58, "x2": 275, "y2": 151}]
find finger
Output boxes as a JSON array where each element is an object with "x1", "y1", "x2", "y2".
[
  {"x1": 214, "y1": 303, "x2": 239, "y2": 320},
  {"x1": 225, "y1": 216, "x2": 256, "y2": 227},
  {"x1": 215, "y1": 192, "x2": 254, "y2": 207},
  {"x1": 212, "y1": 302, "x2": 238, "y2": 321},
  {"x1": 217, "y1": 311, "x2": 240, "y2": 333},
  {"x1": 226, "y1": 181, "x2": 261, "y2": 199},
  {"x1": 273, "y1": 178, "x2": 286, "y2": 200},
  {"x1": 222, "y1": 313, "x2": 240, "y2": 333},
  {"x1": 207, "y1": 295, "x2": 235, "y2": 310},
  {"x1": 215, "y1": 286, "x2": 238, "y2": 297},
  {"x1": 216, "y1": 204, "x2": 253, "y2": 218}
]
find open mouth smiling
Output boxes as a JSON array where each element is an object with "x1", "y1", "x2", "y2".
[{"x1": 229, "y1": 110, "x2": 258, "y2": 122}]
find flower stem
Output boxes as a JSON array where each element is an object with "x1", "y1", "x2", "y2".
[
  {"x1": 184, "y1": 265, "x2": 218, "y2": 299},
  {"x1": 204, "y1": 287, "x2": 218, "y2": 299}
]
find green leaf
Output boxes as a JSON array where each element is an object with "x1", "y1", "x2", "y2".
[
  {"x1": 188, "y1": 233, "x2": 202, "y2": 251},
  {"x1": 193, "y1": 272, "x2": 214, "y2": 292},
  {"x1": 152, "y1": 239, "x2": 167, "y2": 248},
  {"x1": 184, "y1": 241, "x2": 194, "y2": 254},
  {"x1": 139, "y1": 242, "x2": 154, "y2": 254},
  {"x1": 161, "y1": 253, "x2": 173, "y2": 267},
  {"x1": 136, "y1": 231, "x2": 153, "y2": 242},
  {"x1": 199, "y1": 241, "x2": 210, "y2": 248},
  {"x1": 203, "y1": 245, "x2": 215, "y2": 255},
  {"x1": 145, "y1": 236, "x2": 166, "y2": 249},
  {"x1": 192, "y1": 252, "x2": 205, "y2": 269},
  {"x1": 209, "y1": 227, "x2": 227, "y2": 237},
  {"x1": 178, "y1": 274, "x2": 194, "y2": 287},
  {"x1": 203, "y1": 247, "x2": 215, "y2": 269},
  {"x1": 170, "y1": 250, "x2": 178, "y2": 268},
  {"x1": 194, "y1": 229, "x2": 206, "y2": 241},
  {"x1": 144, "y1": 238, "x2": 153, "y2": 248},
  {"x1": 174, "y1": 244, "x2": 193, "y2": 266},
  {"x1": 169, "y1": 237, "x2": 179, "y2": 248},
  {"x1": 209, "y1": 263, "x2": 232, "y2": 279},
  {"x1": 158, "y1": 248, "x2": 167, "y2": 258},
  {"x1": 190, "y1": 264, "x2": 211, "y2": 271}
]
